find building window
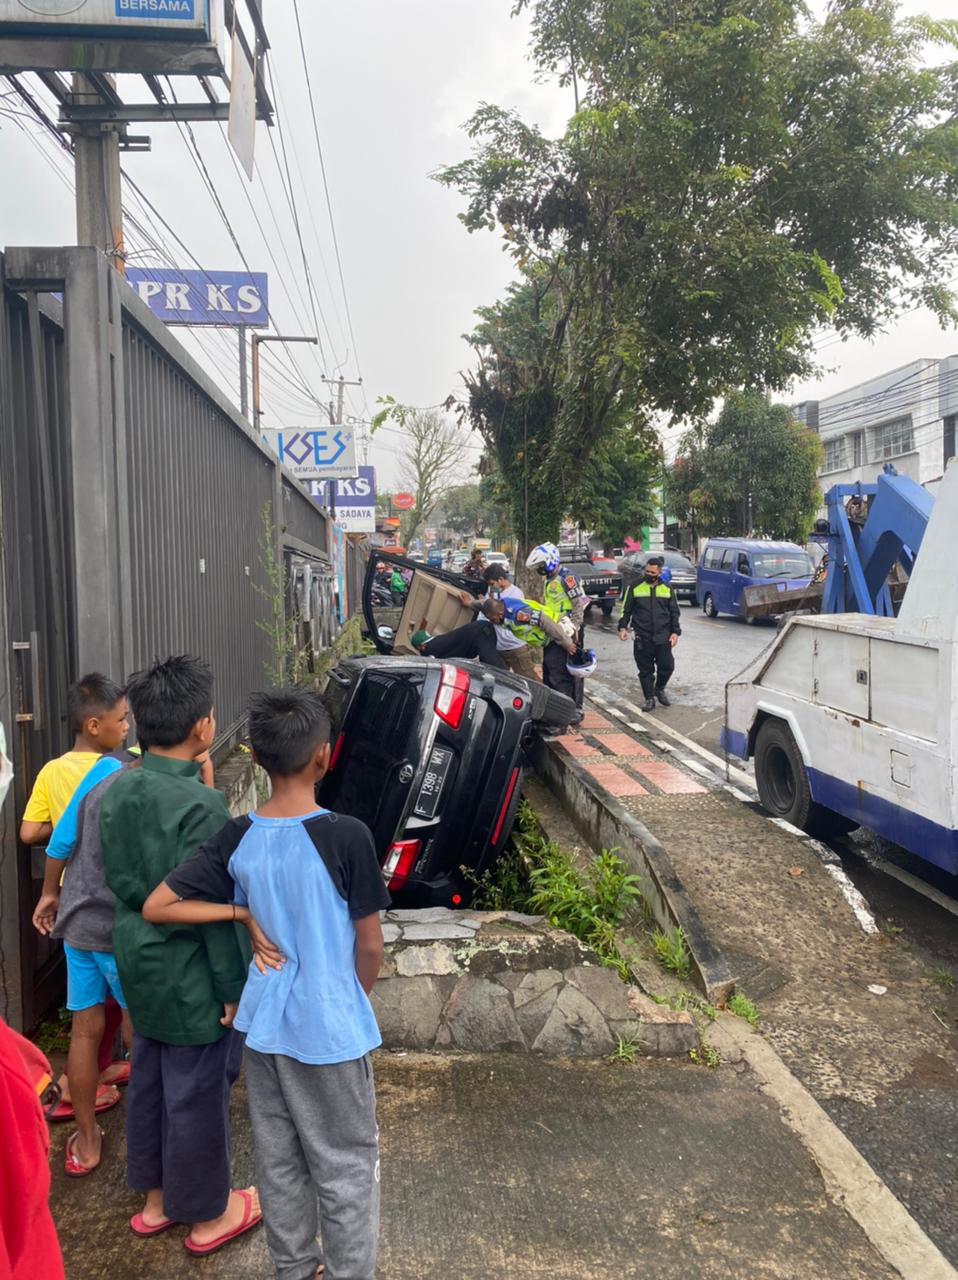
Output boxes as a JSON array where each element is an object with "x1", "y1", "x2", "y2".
[
  {"x1": 944, "y1": 416, "x2": 956, "y2": 468},
  {"x1": 871, "y1": 417, "x2": 914, "y2": 461},
  {"x1": 850, "y1": 432, "x2": 863, "y2": 467},
  {"x1": 823, "y1": 437, "x2": 846, "y2": 472}
]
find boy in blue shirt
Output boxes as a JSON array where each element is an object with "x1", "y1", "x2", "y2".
[{"x1": 143, "y1": 687, "x2": 389, "y2": 1280}]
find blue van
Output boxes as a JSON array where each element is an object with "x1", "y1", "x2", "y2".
[{"x1": 696, "y1": 539, "x2": 813, "y2": 620}]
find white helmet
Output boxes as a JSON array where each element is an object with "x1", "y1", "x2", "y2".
[
  {"x1": 567, "y1": 647, "x2": 597, "y2": 678},
  {"x1": 525, "y1": 542, "x2": 560, "y2": 575}
]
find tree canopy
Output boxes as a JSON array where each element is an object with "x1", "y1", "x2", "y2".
[
  {"x1": 667, "y1": 391, "x2": 824, "y2": 543},
  {"x1": 437, "y1": 0, "x2": 958, "y2": 551},
  {"x1": 570, "y1": 421, "x2": 661, "y2": 553}
]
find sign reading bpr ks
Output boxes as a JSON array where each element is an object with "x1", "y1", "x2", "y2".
[{"x1": 126, "y1": 268, "x2": 268, "y2": 327}]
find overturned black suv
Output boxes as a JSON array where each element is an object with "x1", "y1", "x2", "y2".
[{"x1": 318, "y1": 553, "x2": 579, "y2": 906}]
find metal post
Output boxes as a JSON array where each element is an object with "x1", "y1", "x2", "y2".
[
  {"x1": 72, "y1": 75, "x2": 125, "y2": 271},
  {"x1": 238, "y1": 325, "x2": 248, "y2": 419}
]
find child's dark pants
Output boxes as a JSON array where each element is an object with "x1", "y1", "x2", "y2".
[{"x1": 126, "y1": 1028, "x2": 243, "y2": 1223}]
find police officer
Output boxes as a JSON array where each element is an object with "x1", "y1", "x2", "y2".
[
  {"x1": 617, "y1": 554, "x2": 681, "y2": 710},
  {"x1": 525, "y1": 542, "x2": 585, "y2": 702}
]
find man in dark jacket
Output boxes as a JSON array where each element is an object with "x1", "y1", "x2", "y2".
[{"x1": 617, "y1": 555, "x2": 681, "y2": 710}]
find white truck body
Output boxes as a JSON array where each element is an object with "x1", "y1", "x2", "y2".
[{"x1": 724, "y1": 462, "x2": 958, "y2": 874}]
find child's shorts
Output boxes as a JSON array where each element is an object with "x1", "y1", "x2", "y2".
[{"x1": 64, "y1": 944, "x2": 127, "y2": 1012}]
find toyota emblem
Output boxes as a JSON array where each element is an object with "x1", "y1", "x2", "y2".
[{"x1": 399, "y1": 764, "x2": 414, "y2": 784}]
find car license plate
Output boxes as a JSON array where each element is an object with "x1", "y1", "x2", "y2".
[{"x1": 414, "y1": 746, "x2": 452, "y2": 819}]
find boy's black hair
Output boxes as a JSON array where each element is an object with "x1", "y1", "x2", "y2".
[
  {"x1": 248, "y1": 687, "x2": 331, "y2": 778},
  {"x1": 125, "y1": 656, "x2": 214, "y2": 749},
  {"x1": 68, "y1": 673, "x2": 124, "y2": 735},
  {"x1": 482, "y1": 564, "x2": 509, "y2": 583}
]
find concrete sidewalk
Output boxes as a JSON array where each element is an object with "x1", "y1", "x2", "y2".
[{"x1": 50, "y1": 1051, "x2": 897, "y2": 1280}]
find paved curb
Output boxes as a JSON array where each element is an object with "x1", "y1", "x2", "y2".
[
  {"x1": 530, "y1": 732, "x2": 735, "y2": 1004},
  {"x1": 712, "y1": 1015, "x2": 958, "y2": 1280}
]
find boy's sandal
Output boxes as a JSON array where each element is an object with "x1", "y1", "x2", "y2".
[
  {"x1": 64, "y1": 1128, "x2": 104, "y2": 1178},
  {"x1": 48, "y1": 1082, "x2": 121, "y2": 1123},
  {"x1": 183, "y1": 1188, "x2": 263, "y2": 1257},
  {"x1": 101, "y1": 1060, "x2": 131, "y2": 1088},
  {"x1": 130, "y1": 1212, "x2": 179, "y2": 1238}
]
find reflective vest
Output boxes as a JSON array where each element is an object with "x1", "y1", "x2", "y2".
[
  {"x1": 542, "y1": 569, "x2": 581, "y2": 621},
  {"x1": 503, "y1": 596, "x2": 548, "y2": 646},
  {"x1": 625, "y1": 581, "x2": 672, "y2": 603}
]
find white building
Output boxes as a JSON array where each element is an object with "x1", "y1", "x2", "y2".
[{"x1": 796, "y1": 355, "x2": 958, "y2": 500}]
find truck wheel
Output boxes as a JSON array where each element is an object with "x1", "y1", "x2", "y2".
[
  {"x1": 703, "y1": 593, "x2": 719, "y2": 618},
  {"x1": 754, "y1": 719, "x2": 857, "y2": 838},
  {"x1": 601, "y1": 602, "x2": 614, "y2": 617}
]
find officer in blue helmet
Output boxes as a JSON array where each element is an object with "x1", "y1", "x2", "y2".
[{"x1": 525, "y1": 541, "x2": 586, "y2": 705}]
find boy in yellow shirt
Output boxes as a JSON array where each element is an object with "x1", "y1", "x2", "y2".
[{"x1": 21, "y1": 673, "x2": 130, "y2": 1123}]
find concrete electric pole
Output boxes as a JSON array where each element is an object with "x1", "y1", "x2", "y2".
[{"x1": 71, "y1": 75, "x2": 125, "y2": 271}]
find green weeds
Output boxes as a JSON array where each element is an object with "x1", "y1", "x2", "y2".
[
  {"x1": 650, "y1": 926, "x2": 692, "y2": 981},
  {"x1": 929, "y1": 968, "x2": 956, "y2": 992},
  {"x1": 688, "y1": 1041, "x2": 721, "y2": 1068},
  {"x1": 608, "y1": 1028, "x2": 642, "y2": 1065},
  {"x1": 728, "y1": 992, "x2": 760, "y2": 1026},
  {"x1": 470, "y1": 802, "x2": 643, "y2": 976}
]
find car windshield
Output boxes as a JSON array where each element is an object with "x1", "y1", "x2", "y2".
[
  {"x1": 664, "y1": 552, "x2": 693, "y2": 571},
  {"x1": 750, "y1": 552, "x2": 812, "y2": 579}
]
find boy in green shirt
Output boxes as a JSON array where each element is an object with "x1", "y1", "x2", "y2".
[{"x1": 101, "y1": 656, "x2": 261, "y2": 1256}]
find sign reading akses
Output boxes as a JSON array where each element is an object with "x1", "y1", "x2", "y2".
[
  {"x1": 269, "y1": 428, "x2": 359, "y2": 482},
  {"x1": 0, "y1": 0, "x2": 211, "y2": 37},
  {"x1": 126, "y1": 268, "x2": 268, "y2": 327}
]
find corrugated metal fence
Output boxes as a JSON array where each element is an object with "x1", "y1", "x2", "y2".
[{"x1": 0, "y1": 247, "x2": 365, "y2": 1028}]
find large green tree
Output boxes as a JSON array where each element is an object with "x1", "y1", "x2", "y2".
[
  {"x1": 570, "y1": 421, "x2": 661, "y2": 553},
  {"x1": 438, "y1": 0, "x2": 958, "y2": 553},
  {"x1": 667, "y1": 391, "x2": 824, "y2": 543},
  {"x1": 434, "y1": 482, "x2": 501, "y2": 541}
]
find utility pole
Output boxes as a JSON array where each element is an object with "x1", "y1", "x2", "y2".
[
  {"x1": 321, "y1": 376, "x2": 362, "y2": 425},
  {"x1": 71, "y1": 74, "x2": 125, "y2": 271},
  {"x1": 238, "y1": 326, "x2": 249, "y2": 419}
]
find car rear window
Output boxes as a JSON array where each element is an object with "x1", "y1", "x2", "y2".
[
  {"x1": 322, "y1": 669, "x2": 426, "y2": 832},
  {"x1": 592, "y1": 559, "x2": 617, "y2": 570}
]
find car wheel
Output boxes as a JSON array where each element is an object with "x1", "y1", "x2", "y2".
[
  {"x1": 690, "y1": 596, "x2": 699, "y2": 608},
  {"x1": 703, "y1": 593, "x2": 719, "y2": 618},
  {"x1": 601, "y1": 603, "x2": 614, "y2": 617},
  {"x1": 754, "y1": 719, "x2": 857, "y2": 838},
  {"x1": 527, "y1": 680, "x2": 581, "y2": 728}
]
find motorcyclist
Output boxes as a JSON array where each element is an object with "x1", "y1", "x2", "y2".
[{"x1": 525, "y1": 542, "x2": 586, "y2": 704}]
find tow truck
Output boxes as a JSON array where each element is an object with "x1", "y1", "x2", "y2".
[{"x1": 723, "y1": 463, "x2": 958, "y2": 875}]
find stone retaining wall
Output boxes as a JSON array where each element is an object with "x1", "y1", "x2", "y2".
[{"x1": 372, "y1": 908, "x2": 697, "y2": 1058}]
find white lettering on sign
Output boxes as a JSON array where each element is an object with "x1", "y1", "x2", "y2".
[
  {"x1": 207, "y1": 283, "x2": 233, "y2": 311},
  {"x1": 118, "y1": 0, "x2": 195, "y2": 13},
  {"x1": 336, "y1": 478, "x2": 372, "y2": 498},
  {"x1": 165, "y1": 282, "x2": 191, "y2": 311},
  {"x1": 135, "y1": 281, "x2": 163, "y2": 304},
  {"x1": 236, "y1": 284, "x2": 263, "y2": 314}
]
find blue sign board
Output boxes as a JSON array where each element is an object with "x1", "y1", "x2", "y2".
[
  {"x1": 319, "y1": 465, "x2": 376, "y2": 531},
  {"x1": 115, "y1": 0, "x2": 196, "y2": 18},
  {"x1": 126, "y1": 268, "x2": 268, "y2": 327}
]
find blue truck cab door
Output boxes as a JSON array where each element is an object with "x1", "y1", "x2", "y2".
[{"x1": 730, "y1": 550, "x2": 751, "y2": 613}]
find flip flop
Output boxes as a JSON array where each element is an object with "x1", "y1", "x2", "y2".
[
  {"x1": 183, "y1": 1188, "x2": 263, "y2": 1257},
  {"x1": 101, "y1": 1060, "x2": 131, "y2": 1088},
  {"x1": 48, "y1": 1083, "x2": 121, "y2": 1123},
  {"x1": 130, "y1": 1212, "x2": 179, "y2": 1238},
  {"x1": 64, "y1": 1128, "x2": 104, "y2": 1178}
]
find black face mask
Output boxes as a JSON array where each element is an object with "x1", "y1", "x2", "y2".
[{"x1": 536, "y1": 564, "x2": 549, "y2": 576}]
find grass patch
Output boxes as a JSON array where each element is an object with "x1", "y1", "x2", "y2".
[
  {"x1": 467, "y1": 801, "x2": 642, "y2": 977},
  {"x1": 608, "y1": 1027, "x2": 642, "y2": 1065},
  {"x1": 728, "y1": 992, "x2": 760, "y2": 1026},
  {"x1": 929, "y1": 968, "x2": 956, "y2": 992},
  {"x1": 651, "y1": 991, "x2": 718, "y2": 1022},
  {"x1": 650, "y1": 926, "x2": 692, "y2": 981}
]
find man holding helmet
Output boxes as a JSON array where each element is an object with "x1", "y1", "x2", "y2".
[
  {"x1": 525, "y1": 542, "x2": 586, "y2": 702},
  {"x1": 617, "y1": 554, "x2": 681, "y2": 711}
]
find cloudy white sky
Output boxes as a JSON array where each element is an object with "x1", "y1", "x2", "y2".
[{"x1": 0, "y1": 0, "x2": 953, "y2": 484}]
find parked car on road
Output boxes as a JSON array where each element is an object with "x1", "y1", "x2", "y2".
[
  {"x1": 484, "y1": 550, "x2": 511, "y2": 576},
  {"x1": 697, "y1": 539, "x2": 813, "y2": 621},
  {"x1": 619, "y1": 549, "x2": 698, "y2": 606},
  {"x1": 575, "y1": 555, "x2": 623, "y2": 617}
]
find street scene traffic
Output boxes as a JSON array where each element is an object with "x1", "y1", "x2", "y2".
[{"x1": 0, "y1": 2, "x2": 957, "y2": 1280}]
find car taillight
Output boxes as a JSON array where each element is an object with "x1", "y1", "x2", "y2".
[
  {"x1": 328, "y1": 732, "x2": 344, "y2": 771},
  {"x1": 382, "y1": 839, "x2": 421, "y2": 891},
  {"x1": 490, "y1": 767, "x2": 520, "y2": 846},
  {"x1": 434, "y1": 663, "x2": 470, "y2": 730}
]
